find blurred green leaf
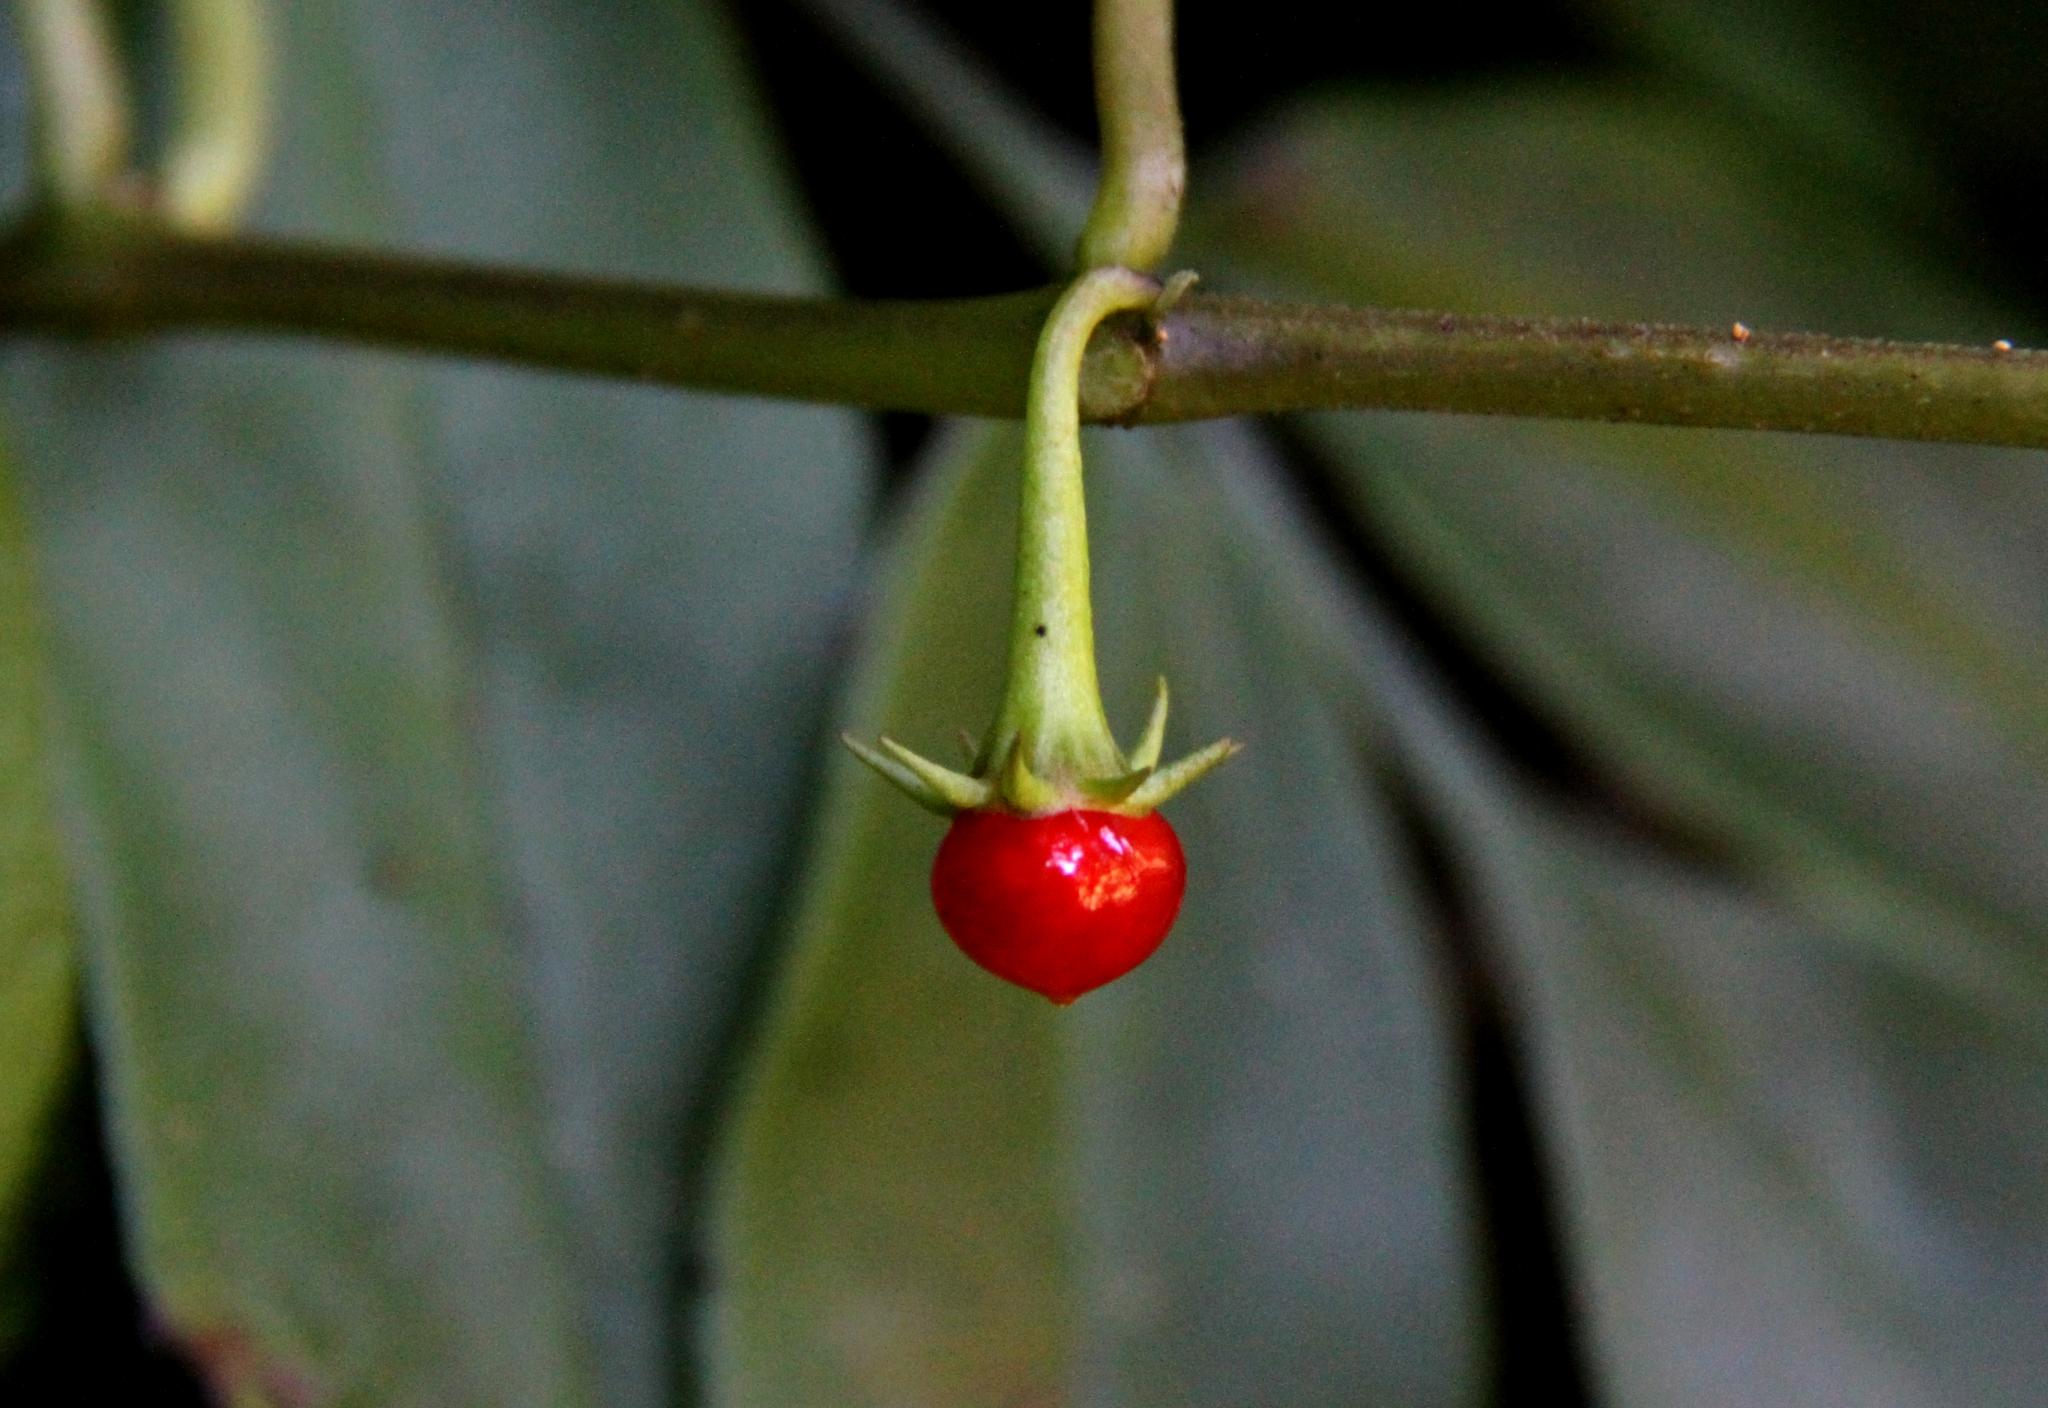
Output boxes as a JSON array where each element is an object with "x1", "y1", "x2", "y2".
[
  {"x1": 0, "y1": 439, "x2": 72, "y2": 1363},
  {"x1": 1399, "y1": 728, "x2": 2048, "y2": 1407},
  {"x1": 1193, "y1": 87, "x2": 2003, "y2": 336},
  {"x1": 345, "y1": 2, "x2": 873, "y2": 1401},
  {"x1": 1582, "y1": 0, "x2": 1934, "y2": 205},
  {"x1": 1590, "y1": 0, "x2": 2048, "y2": 232},
  {"x1": 2, "y1": 0, "x2": 867, "y2": 1402},
  {"x1": 711, "y1": 419, "x2": 1484, "y2": 1406},
  {"x1": 8, "y1": 115, "x2": 594, "y2": 1408},
  {"x1": 1505, "y1": 817, "x2": 2048, "y2": 1406},
  {"x1": 1200, "y1": 83, "x2": 2048, "y2": 1401},
  {"x1": 1200, "y1": 86, "x2": 2048, "y2": 993}
]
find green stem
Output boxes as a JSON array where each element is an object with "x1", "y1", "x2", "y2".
[
  {"x1": 4, "y1": 217, "x2": 2048, "y2": 449},
  {"x1": 986, "y1": 266, "x2": 1162, "y2": 781},
  {"x1": 13, "y1": 0, "x2": 132, "y2": 209},
  {"x1": 161, "y1": 0, "x2": 271, "y2": 230},
  {"x1": 1074, "y1": 0, "x2": 1184, "y2": 271}
]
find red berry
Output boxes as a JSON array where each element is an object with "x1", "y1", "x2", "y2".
[{"x1": 930, "y1": 807, "x2": 1187, "y2": 1004}]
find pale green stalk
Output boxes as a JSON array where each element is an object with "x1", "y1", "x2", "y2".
[
  {"x1": 160, "y1": 0, "x2": 271, "y2": 229},
  {"x1": 1074, "y1": 0, "x2": 1184, "y2": 270},
  {"x1": 13, "y1": 0, "x2": 131, "y2": 208},
  {"x1": 984, "y1": 266, "x2": 1162, "y2": 782}
]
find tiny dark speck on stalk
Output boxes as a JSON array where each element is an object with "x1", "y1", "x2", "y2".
[{"x1": 1035, "y1": 623, "x2": 1047, "y2": 636}]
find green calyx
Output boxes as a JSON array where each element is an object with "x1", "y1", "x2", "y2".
[
  {"x1": 843, "y1": 676, "x2": 1240, "y2": 818},
  {"x1": 844, "y1": 265, "x2": 1238, "y2": 819}
]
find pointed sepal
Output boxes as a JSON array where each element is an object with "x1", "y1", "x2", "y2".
[
  {"x1": 997, "y1": 737, "x2": 1065, "y2": 814},
  {"x1": 841, "y1": 733, "x2": 989, "y2": 815},
  {"x1": 1080, "y1": 766, "x2": 1155, "y2": 805},
  {"x1": 1121, "y1": 737, "x2": 1241, "y2": 813},
  {"x1": 880, "y1": 737, "x2": 993, "y2": 810},
  {"x1": 1126, "y1": 676, "x2": 1170, "y2": 772}
]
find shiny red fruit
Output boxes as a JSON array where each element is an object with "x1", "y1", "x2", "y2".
[{"x1": 930, "y1": 807, "x2": 1187, "y2": 1004}]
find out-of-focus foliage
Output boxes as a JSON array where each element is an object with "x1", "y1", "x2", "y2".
[
  {"x1": 2, "y1": 0, "x2": 865, "y2": 1402},
  {"x1": 0, "y1": 444, "x2": 71, "y2": 1361},
  {"x1": 1194, "y1": 70, "x2": 2048, "y2": 1408},
  {"x1": 0, "y1": 0, "x2": 2042, "y2": 1405}
]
